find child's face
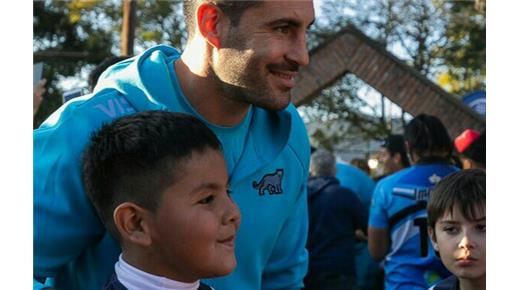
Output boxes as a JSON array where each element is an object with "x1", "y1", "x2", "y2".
[
  {"x1": 430, "y1": 204, "x2": 486, "y2": 281},
  {"x1": 148, "y1": 148, "x2": 240, "y2": 282}
]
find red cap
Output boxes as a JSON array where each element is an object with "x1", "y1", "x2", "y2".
[{"x1": 454, "y1": 129, "x2": 481, "y2": 153}]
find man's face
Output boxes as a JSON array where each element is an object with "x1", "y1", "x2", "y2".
[
  {"x1": 430, "y1": 205, "x2": 486, "y2": 282},
  {"x1": 214, "y1": 0, "x2": 315, "y2": 111},
  {"x1": 379, "y1": 148, "x2": 400, "y2": 175},
  {"x1": 148, "y1": 149, "x2": 241, "y2": 282}
]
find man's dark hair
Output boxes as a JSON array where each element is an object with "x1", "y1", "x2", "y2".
[
  {"x1": 462, "y1": 131, "x2": 486, "y2": 166},
  {"x1": 183, "y1": 0, "x2": 262, "y2": 40},
  {"x1": 382, "y1": 134, "x2": 411, "y2": 168},
  {"x1": 82, "y1": 111, "x2": 222, "y2": 240},
  {"x1": 88, "y1": 56, "x2": 131, "y2": 91},
  {"x1": 427, "y1": 169, "x2": 486, "y2": 236},
  {"x1": 404, "y1": 114, "x2": 453, "y2": 160}
]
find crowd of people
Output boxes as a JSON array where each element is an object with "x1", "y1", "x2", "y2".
[{"x1": 33, "y1": 1, "x2": 485, "y2": 290}]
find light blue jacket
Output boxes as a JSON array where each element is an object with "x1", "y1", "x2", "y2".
[{"x1": 34, "y1": 45, "x2": 310, "y2": 290}]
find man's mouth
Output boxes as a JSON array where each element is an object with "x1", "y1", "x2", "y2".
[{"x1": 269, "y1": 70, "x2": 297, "y2": 89}]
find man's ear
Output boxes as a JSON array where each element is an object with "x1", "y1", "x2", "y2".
[
  {"x1": 113, "y1": 202, "x2": 152, "y2": 247},
  {"x1": 428, "y1": 226, "x2": 439, "y2": 251},
  {"x1": 196, "y1": 3, "x2": 227, "y2": 48}
]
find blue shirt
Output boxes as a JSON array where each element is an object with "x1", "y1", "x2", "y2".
[
  {"x1": 34, "y1": 45, "x2": 310, "y2": 290},
  {"x1": 335, "y1": 162, "x2": 375, "y2": 209},
  {"x1": 369, "y1": 163, "x2": 459, "y2": 290}
]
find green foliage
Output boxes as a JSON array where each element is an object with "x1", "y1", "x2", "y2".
[
  {"x1": 302, "y1": 0, "x2": 485, "y2": 152},
  {"x1": 33, "y1": 0, "x2": 186, "y2": 127}
]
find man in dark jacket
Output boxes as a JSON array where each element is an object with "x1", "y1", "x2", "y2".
[{"x1": 304, "y1": 149, "x2": 368, "y2": 290}]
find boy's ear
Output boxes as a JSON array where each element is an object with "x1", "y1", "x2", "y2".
[
  {"x1": 428, "y1": 226, "x2": 439, "y2": 251},
  {"x1": 196, "y1": 2, "x2": 228, "y2": 49},
  {"x1": 113, "y1": 202, "x2": 152, "y2": 247}
]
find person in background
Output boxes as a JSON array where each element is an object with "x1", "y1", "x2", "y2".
[
  {"x1": 33, "y1": 1, "x2": 315, "y2": 289},
  {"x1": 351, "y1": 158, "x2": 371, "y2": 175},
  {"x1": 376, "y1": 134, "x2": 410, "y2": 181},
  {"x1": 427, "y1": 169, "x2": 486, "y2": 290},
  {"x1": 454, "y1": 129, "x2": 485, "y2": 170},
  {"x1": 334, "y1": 158, "x2": 380, "y2": 290},
  {"x1": 33, "y1": 78, "x2": 46, "y2": 116},
  {"x1": 305, "y1": 149, "x2": 367, "y2": 290},
  {"x1": 368, "y1": 114, "x2": 459, "y2": 290},
  {"x1": 88, "y1": 56, "x2": 132, "y2": 92}
]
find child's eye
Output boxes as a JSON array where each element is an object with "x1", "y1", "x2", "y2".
[
  {"x1": 443, "y1": 226, "x2": 458, "y2": 234},
  {"x1": 226, "y1": 186, "x2": 232, "y2": 196},
  {"x1": 476, "y1": 224, "x2": 486, "y2": 233},
  {"x1": 198, "y1": 195, "x2": 215, "y2": 205}
]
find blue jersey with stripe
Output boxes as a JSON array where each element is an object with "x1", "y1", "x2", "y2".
[{"x1": 369, "y1": 163, "x2": 459, "y2": 290}]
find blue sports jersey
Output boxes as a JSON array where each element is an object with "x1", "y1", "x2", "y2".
[
  {"x1": 369, "y1": 163, "x2": 459, "y2": 290},
  {"x1": 34, "y1": 45, "x2": 310, "y2": 290}
]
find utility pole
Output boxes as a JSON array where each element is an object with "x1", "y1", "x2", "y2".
[{"x1": 121, "y1": 0, "x2": 136, "y2": 56}]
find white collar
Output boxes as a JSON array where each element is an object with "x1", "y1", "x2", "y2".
[{"x1": 115, "y1": 255, "x2": 200, "y2": 290}]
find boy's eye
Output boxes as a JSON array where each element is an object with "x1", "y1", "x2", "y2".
[
  {"x1": 226, "y1": 187, "x2": 232, "y2": 196},
  {"x1": 476, "y1": 224, "x2": 486, "y2": 232},
  {"x1": 198, "y1": 195, "x2": 215, "y2": 205},
  {"x1": 442, "y1": 226, "x2": 458, "y2": 235}
]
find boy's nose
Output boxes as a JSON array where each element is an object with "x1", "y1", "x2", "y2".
[
  {"x1": 458, "y1": 235, "x2": 475, "y2": 250},
  {"x1": 224, "y1": 197, "x2": 241, "y2": 226}
]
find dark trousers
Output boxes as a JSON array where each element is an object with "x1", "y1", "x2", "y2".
[{"x1": 304, "y1": 272, "x2": 358, "y2": 290}]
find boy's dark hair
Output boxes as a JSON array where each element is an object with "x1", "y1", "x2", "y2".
[
  {"x1": 82, "y1": 111, "x2": 222, "y2": 241},
  {"x1": 427, "y1": 169, "x2": 486, "y2": 236},
  {"x1": 183, "y1": 0, "x2": 262, "y2": 40},
  {"x1": 404, "y1": 114, "x2": 453, "y2": 160},
  {"x1": 382, "y1": 134, "x2": 411, "y2": 168}
]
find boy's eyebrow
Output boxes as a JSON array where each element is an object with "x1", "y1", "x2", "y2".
[
  {"x1": 188, "y1": 177, "x2": 230, "y2": 195},
  {"x1": 474, "y1": 216, "x2": 486, "y2": 222},
  {"x1": 439, "y1": 216, "x2": 486, "y2": 224}
]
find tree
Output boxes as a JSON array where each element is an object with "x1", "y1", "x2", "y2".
[
  {"x1": 33, "y1": 0, "x2": 186, "y2": 127},
  {"x1": 301, "y1": 0, "x2": 485, "y2": 153}
]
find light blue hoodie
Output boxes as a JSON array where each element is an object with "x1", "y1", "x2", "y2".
[{"x1": 34, "y1": 45, "x2": 310, "y2": 290}]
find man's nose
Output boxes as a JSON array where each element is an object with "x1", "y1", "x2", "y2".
[{"x1": 287, "y1": 32, "x2": 309, "y2": 67}]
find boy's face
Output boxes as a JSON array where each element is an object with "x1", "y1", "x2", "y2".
[
  {"x1": 429, "y1": 204, "x2": 486, "y2": 281},
  {"x1": 148, "y1": 148, "x2": 240, "y2": 282}
]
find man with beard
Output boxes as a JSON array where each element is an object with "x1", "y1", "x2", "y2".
[{"x1": 33, "y1": 1, "x2": 315, "y2": 289}]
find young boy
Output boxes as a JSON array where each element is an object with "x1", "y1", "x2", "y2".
[
  {"x1": 81, "y1": 111, "x2": 241, "y2": 290},
  {"x1": 427, "y1": 169, "x2": 486, "y2": 290}
]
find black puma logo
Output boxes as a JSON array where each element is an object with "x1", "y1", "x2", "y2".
[{"x1": 252, "y1": 169, "x2": 284, "y2": 196}]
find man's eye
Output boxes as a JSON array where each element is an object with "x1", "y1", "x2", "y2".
[
  {"x1": 226, "y1": 188, "x2": 233, "y2": 196},
  {"x1": 276, "y1": 26, "x2": 290, "y2": 34},
  {"x1": 198, "y1": 195, "x2": 215, "y2": 204}
]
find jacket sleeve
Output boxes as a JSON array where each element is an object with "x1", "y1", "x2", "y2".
[{"x1": 33, "y1": 106, "x2": 107, "y2": 289}]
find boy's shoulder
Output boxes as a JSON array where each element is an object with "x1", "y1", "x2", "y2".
[{"x1": 428, "y1": 275, "x2": 459, "y2": 290}]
